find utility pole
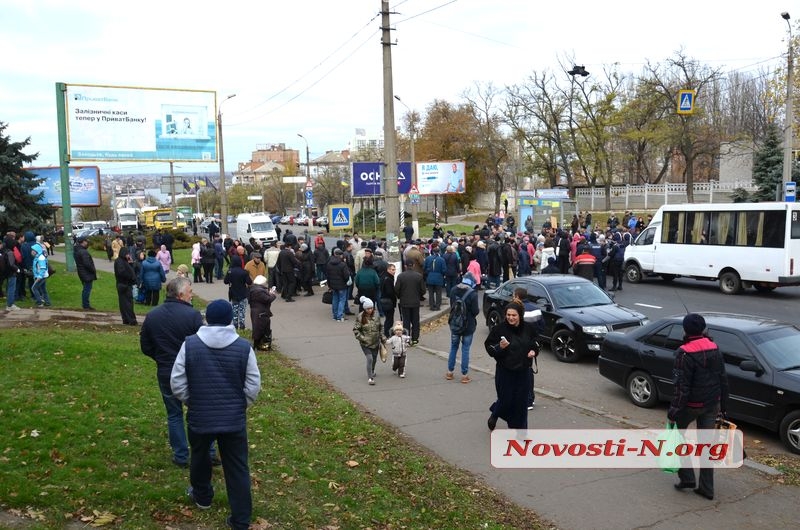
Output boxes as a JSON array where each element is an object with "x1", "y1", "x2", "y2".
[
  {"x1": 782, "y1": 12, "x2": 795, "y2": 200},
  {"x1": 218, "y1": 93, "x2": 236, "y2": 235},
  {"x1": 381, "y1": 0, "x2": 400, "y2": 249}
]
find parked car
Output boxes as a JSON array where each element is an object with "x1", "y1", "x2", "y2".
[
  {"x1": 315, "y1": 215, "x2": 329, "y2": 227},
  {"x1": 280, "y1": 215, "x2": 291, "y2": 225},
  {"x1": 270, "y1": 214, "x2": 283, "y2": 225},
  {"x1": 598, "y1": 312, "x2": 800, "y2": 454},
  {"x1": 482, "y1": 275, "x2": 648, "y2": 363}
]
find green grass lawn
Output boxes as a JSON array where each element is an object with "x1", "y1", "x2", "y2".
[{"x1": 0, "y1": 325, "x2": 546, "y2": 529}]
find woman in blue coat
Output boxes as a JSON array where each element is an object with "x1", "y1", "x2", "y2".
[{"x1": 140, "y1": 249, "x2": 167, "y2": 306}]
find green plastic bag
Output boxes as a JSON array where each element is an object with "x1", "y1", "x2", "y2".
[{"x1": 657, "y1": 422, "x2": 683, "y2": 473}]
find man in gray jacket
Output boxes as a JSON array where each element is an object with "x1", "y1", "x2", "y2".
[{"x1": 171, "y1": 299, "x2": 261, "y2": 530}]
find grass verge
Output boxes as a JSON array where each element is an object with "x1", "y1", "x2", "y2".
[{"x1": 0, "y1": 324, "x2": 549, "y2": 529}]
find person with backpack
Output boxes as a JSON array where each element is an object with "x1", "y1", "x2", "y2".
[{"x1": 445, "y1": 272, "x2": 480, "y2": 384}]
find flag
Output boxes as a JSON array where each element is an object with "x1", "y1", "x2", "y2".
[
  {"x1": 195, "y1": 177, "x2": 207, "y2": 188},
  {"x1": 182, "y1": 179, "x2": 196, "y2": 192},
  {"x1": 207, "y1": 179, "x2": 217, "y2": 191}
]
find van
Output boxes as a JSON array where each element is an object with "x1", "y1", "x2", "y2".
[{"x1": 236, "y1": 212, "x2": 278, "y2": 245}]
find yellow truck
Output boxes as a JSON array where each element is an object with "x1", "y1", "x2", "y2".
[{"x1": 140, "y1": 207, "x2": 186, "y2": 230}]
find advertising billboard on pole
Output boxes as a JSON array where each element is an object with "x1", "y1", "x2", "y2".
[
  {"x1": 65, "y1": 84, "x2": 217, "y2": 162},
  {"x1": 351, "y1": 162, "x2": 412, "y2": 197},
  {"x1": 29, "y1": 166, "x2": 102, "y2": 207},
  {"x1": 415, "y1": 160, "x2": 465, "y2": 195}
]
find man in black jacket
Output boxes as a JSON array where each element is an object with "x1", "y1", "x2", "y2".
[
  {"x1": 395, "y1": 259, "x2": 426, "y2": 345},
  {"x1": 276, "y1": 244, "x2": 300, "y2": 302},
  {"x1": 74, "y1": 236, "x2": 97, "y2": 310},
  {"x1": 669, "y1": 313, "x2": 729, "y2": 501},
  {"x1": 325, "y1": 248, "x2": 350, "y2": 321},
  {"x1": 140, "y1": 277, "x2": 204, "y2": 468}
]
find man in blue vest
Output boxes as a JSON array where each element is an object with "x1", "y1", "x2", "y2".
[{"x1": 171, "y1": 299, "x2": 261, "y2": 530}]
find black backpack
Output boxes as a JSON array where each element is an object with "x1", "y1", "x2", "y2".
[{"x1": 448, "y1": 287, "x2": 473, "y2": 335}]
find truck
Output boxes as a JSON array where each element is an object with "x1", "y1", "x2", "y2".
[
  {"x1": 140, "y1": 207, "x2": 187, "y2": 230},
  {"x1": 236, "y1": 212, "x2": 278, "y2": 244},
  {"x1": 116, "y1": 207, "x2": 140, "y2": 232}
]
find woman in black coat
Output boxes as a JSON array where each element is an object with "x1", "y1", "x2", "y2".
[
  {"x1": 201, "y1": 241, "x2": 216, "y2": 284},
  {"x1": 379, "y1": 263, "x2": 398, "y2": 337},
  {"x1": 248, "y1": 275, "x2": 277, "y2": 350},
  {"x1": 113, "y1": 247, "x2": 138, "y2": 325},
  {"x1": 484, "y1": 299, "x2": 540, "y2": 430},
  {"x1": 224, "y1": 255, "x2": 252, "y2": 330}
]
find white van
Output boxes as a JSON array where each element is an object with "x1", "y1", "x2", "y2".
[{"x1": 236, "y1": 212, "x2": 278, "y2": 244}]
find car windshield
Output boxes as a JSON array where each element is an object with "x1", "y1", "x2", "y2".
[
  {"x1": 549, "y1": 283, "x2": 612, "y2": 309},
  {"x1": 750, "y1": 326, "x2": 800, "y2": 370},
  {"x1": 250, "y1": 221, "x2": 274, "y2": 231}
]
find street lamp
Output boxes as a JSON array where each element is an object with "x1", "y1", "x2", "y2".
[
  {"x1": 297, "y1": 133, "x2": 310, "y2": 216},
  {"x1": 394, "y1": 95, "x2": 418, "y2": 235},
  {"x1": 567, "y1": 65, "x2": 590, "y2": 191},
  {"x1": 782, "y1": 12, "x2": 794, "y2": 199},
  {"x1": 218, "y1": 93, "x2": 236, "y2": 235}
]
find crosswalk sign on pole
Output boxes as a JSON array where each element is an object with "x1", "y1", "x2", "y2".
[
  {"x1": 329, "y1": 204, "x2": 352, "y2": 229},
  {"x1": 677, "y1": 89, "x2": 696, "y2": 115}
]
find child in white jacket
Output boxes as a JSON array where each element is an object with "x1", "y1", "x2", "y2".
[{"x1": 386, "y1": 321, "x2": 410, "y2": 378}]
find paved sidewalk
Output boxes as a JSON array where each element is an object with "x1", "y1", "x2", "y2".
[{"x1": 17, "y1": 251, "x2": 800, "y2": 529}]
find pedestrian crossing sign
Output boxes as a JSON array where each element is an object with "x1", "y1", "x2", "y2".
[
  {"x1": 329, "y1": 204, "x2": 352, "y2": 229},
  {"x1": 677, "y1": 89, "x2": 696, "y2": 115}
]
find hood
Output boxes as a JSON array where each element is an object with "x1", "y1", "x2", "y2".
[
  {"x1": 196, "y1": 324, "x2": 242, "y2": 349},
  {"x1": 559, "y1": 304, "x2": 646, "y2": 327},
  {"x1": 25, "y1": 231, "x2": 36, "y2": 243},
  {"x1": 231, "y1": 255, "x2": 243, "y2": 268}
]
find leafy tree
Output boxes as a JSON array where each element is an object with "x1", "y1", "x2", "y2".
[
  {"x1": 752, "y1": 122, "x2": 786, "y2": 201},
  {"x1": 0, "y1": 122, "x2": 54, "y2": 234}
]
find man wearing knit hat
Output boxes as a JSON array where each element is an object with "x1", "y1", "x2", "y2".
[
  {"x1": 171, "y1": 299, "x2": 261, "y2": 529},
  {"x1": 668, "y1": 313, "x2": 728, "y2": 501}
]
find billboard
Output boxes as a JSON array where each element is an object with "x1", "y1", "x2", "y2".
[
  {"x1": 415, "y1": 161, "x2": 465, "y2": 195},
  {"x1": 29, "y1": 166, "x2": 102, "y2": 207},
  {"x1": 65, "y1": 84, "x2": 217, "y2": 162},
  {"x1": 351, "y1": 162, "x2": 412, "y2": 197}
]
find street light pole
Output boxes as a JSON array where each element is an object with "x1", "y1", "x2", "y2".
[
  {"x1": 297, "y1": 133, "x2": 310, "y2": 217},
  {"x1": 218, "y1": 93, "x2": 236, "y2": 235},
  {"x1": 394, "y1": 95, "x2": 418, "y2": 236},
  {"x1": 782, "y1": 12, "x2": 794, "y2": 199}
]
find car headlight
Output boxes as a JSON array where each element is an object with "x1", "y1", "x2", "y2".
[{"x1": 582, "y1": 325, "x2": 609, "y2": 335}]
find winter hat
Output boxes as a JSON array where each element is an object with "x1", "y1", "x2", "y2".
[
  {"x1": 253, "y1": 275, "x2": 267, "y2": 285},
  {"x1": 393, "y1": 321, "x2": 405, "y2": 332},
  {"x1": 360, "y1": 296, "x2": 374, "y2": 310},
  {"x1": 300, "y1": 243, "x2": 308, "y2": 251},
  {"x1": 205, "y1": 299, "x2": 233, "y2": 326},
  {"x1": 683, "y1": 313, "x2": 706, "y2": 336},
  {"x1": 462, "y1": 272, "x2": 476, "y2": 287}
]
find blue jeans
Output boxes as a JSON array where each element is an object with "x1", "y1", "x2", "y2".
[
  {"x1": 332, "y1": 288, "x2": 348, "y2": 320},
  {"x1": 487, "y1": 275, "x2": 501, "y2": 288},
  {"x1": 448, "y1": 333, "x2": 474, "y2": 375},
  {"x1": 445, "y1": 275, "x2": 458, "y2": 298},
  {"x1": 215, "y1": 257, "x2": 224, "y2": 279},
  {"x1": 316, "y1": 264, "x2": 327, "y2": 282},
  {"x1": 32, "y1": 277, "x2": 50, "y2": 305},
  {"x1": 6, "y1": 274, "x2": 17, "y2": 307},
  {"x1": 158, "y1": 376, "x2": 189, "y2": 463},
  {"x1": 81, "y1": 280, "x2": 93, "y2": 309},
  {"x1": 188, "y1": 428, "x2": 251, "y2": 530}
]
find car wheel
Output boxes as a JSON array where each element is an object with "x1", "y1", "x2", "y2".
[
  {"x1": 551, "y1": 329, "x2": 580, "y2": 363},
  {"x1": 625, "y1": 263, "x2": 642, "y2": 284},
  {"x1": 779, "y1": 410, "x2": 800, "y2": 455},
  {"x1": 719, "y1": 271, "x2": 742, "y2": 295},
  {"x1": 626, "y1": 370, "x2": 658, "y2": 408},
  {"x1": 487, "y1": 308, "x2": 502, "y2": 329}
]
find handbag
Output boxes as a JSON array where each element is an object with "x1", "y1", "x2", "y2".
[
  {"x1": 346, "y1": 275, "x2": 353, "y2": 287},
  {"x1": 322, "y1": 290, "x2": 333, "y2": 305},
  {"x1": 657, "y1": 422, "x2": 683, "y2": 473},
  {"x1": 379, "y1": 342, "x2": 388, "y2": 363}
]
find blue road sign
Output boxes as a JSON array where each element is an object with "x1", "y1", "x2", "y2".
[
  {"x1": 331, "y1": 206, "x2": 351, "y2": 228},
  {"x1": 351, "y1": 162, "x2": 412, "y2": 197},
  {"x1": 677, "y1": 89, "x2": 696, "y2": 115},
  {"x1": 305, "y1": 190, "x2": 313, "y2": 200},
  {"x1": 786, "y1": 181, "x2": 796, "y2": 202}
]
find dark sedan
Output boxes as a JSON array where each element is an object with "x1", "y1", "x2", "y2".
[
  {"x1": 482, "y1": 275, "x2": 648, "y2": 363},
  {"x1": 599, "y1": 312, "x2": 800, "y2": 454}
]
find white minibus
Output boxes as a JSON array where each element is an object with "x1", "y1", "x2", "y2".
[{"x1": 624, "y1": 202, "x2": 800, "y2": 294}]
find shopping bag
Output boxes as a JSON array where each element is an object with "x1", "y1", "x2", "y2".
[
  {"x1": 321, "y1": 290, "x2": 333, "y2": 305},
  {"x1": 379, "y1": 342, "x2": 388, "y2": 363},
  {"x1": 657, "y1": 422, "x2": 683, "y2": 473}
]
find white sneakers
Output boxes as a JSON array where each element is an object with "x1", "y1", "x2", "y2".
[
  {"x1": 368, "y1": 378, "x2": 375, "y2": 385},
  {"x1": 5, "y1": 304, "x2": 20, "y2": 312}
]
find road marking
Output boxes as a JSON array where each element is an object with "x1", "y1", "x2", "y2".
[{"x1": 634, "y1": 303, "x2": 662, "y2": 309}]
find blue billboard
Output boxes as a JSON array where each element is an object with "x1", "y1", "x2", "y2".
[
  {"x1": 29, "y1": 166, "x2": 102, "y2": 207},
  {"x1": 351, "y1": 162, "x2": 412, "y2": 197}
]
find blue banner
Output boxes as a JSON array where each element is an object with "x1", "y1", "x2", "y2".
[
  {"x1": 351, "y1": 162, "x2": 412, "y2": 197},
  {"x1": 29, "y1": 166, "x2": 102, "y2": 207}
]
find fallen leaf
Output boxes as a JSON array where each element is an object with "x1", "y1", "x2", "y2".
[{"x1": 346, "y1": 460, "x2": 359, "y2": 467}]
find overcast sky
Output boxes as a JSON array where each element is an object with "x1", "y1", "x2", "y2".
[{"x1": 1, "y1": 0, "x2": 794, "y2": 178}]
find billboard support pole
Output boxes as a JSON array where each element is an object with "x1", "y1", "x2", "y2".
[
  {"x1": 55, "y1": 82, "x2": 75, "y2": 272},
  {"x1": 170, "y1": 161, "x2": 177, "y2": 229}
]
